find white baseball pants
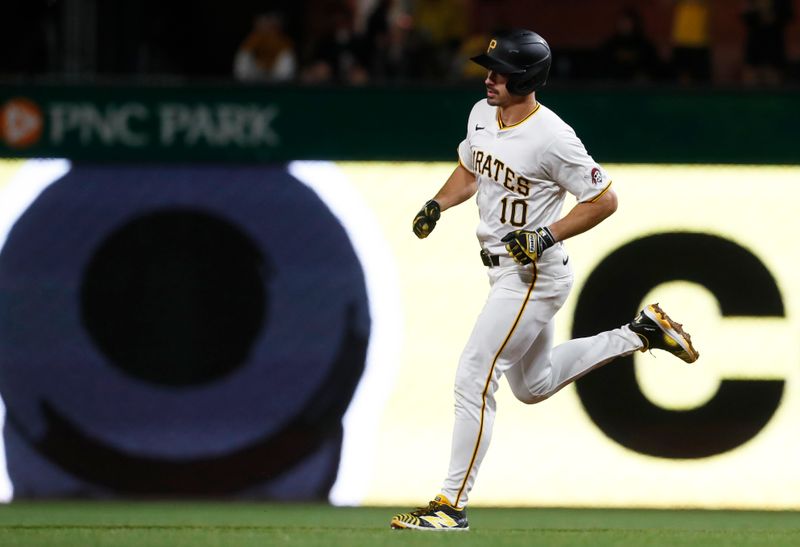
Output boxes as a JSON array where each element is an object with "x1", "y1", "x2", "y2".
[{"x1": 440, "y1": 254, "x2": 642, "y2": 507}]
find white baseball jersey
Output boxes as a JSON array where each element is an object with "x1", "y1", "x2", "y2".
[
  {"x1": 438, "y1": 99, "x2": 642, "y2": 509},
  {"x1": 457, "y1": 100, "x2": 612, "y2": 256}
]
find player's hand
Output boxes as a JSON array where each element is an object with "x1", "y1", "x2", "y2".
[
  {"x1": 412, "y1": 200, "x2": 441, "y2": 239},
  {"x1": 501, "y1": 227, "x2": 556, "y2": 265}
]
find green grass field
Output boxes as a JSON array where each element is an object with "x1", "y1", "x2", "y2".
[{"x1": 1, "y1": 502, "x2": 799, "y2": 546}]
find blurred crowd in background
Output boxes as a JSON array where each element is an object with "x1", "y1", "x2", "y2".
[{"x1": 3, "y1": 0, "x2": 798, "y2": 86}]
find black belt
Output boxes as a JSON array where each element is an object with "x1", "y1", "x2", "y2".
[{"x1": 480, "y1": 249, "x2": 501, "y2": 267}]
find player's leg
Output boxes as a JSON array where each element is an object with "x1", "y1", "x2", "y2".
[
  {"x1": 438, "y1": 266, "x2": 563, "y2": 508},
  {"x1": 392, "y1": 269, "x2": 544, "y2": 530},
  {"x1": 506, "y1": 304, "x2": 698, "y2": 404},
  {"x1": 391, "y1": 268, "x2": 546, "y2": 530},
  {"x1": 504, "y1": 319, "x2": 558, "y2": 404},
  {"x1": 524, "y1": 325, "x2": 643, "y2": 402}
]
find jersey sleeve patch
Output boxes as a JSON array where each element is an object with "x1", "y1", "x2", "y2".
[{"x1": 591, "y1": 167, "x2": 603, "y2": 186}]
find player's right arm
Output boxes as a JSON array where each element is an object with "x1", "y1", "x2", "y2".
[
  {"x1": 412, "y1": 163, "x2": 477, "y2": 239},
  {"x1": 413, "y1": 111, "x2": 479, "y2": 239},
  {"x1": 433, "y1": 163, "x2": 477, "y2": 211}
]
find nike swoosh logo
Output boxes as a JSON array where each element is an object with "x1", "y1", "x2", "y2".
[
  {"x1": 475, "y1": 124, "x2": 485, "y2": 131},
  {"x1": 563, "y1": 256, "x2": 569, "y2": 265}
]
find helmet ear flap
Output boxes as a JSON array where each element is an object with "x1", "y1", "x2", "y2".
[
  {"x1": 506, "y1": 60, "x2": 551, "y2": 96},
  {"x1": 507, "y1": 73, "x2": 538, "y2": 96}
]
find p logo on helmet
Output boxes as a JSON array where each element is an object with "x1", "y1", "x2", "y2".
[{"x1": 488, "y1": 39, "x2": 497, "y2": 52}]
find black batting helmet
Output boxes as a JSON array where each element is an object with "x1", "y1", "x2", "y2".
[{"x1": 470, "y1": 29, "x2": 552, "y2": 95}]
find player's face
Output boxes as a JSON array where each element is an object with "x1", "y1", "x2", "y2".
[{"x1": 484, "y1": 71, "x2": 511, "y2": 106}]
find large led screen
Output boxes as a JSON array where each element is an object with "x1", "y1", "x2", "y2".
[{"x1": 0, "y1": 160, "x2": 797, "y2": 509}]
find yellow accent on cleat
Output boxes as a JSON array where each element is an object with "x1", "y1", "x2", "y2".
[
  {"x1": 645, "y1": 303, "x2": 699, "y2": 363},
  {"x1": 389, "y1": 494, "x2": 469, "y2": 531}
]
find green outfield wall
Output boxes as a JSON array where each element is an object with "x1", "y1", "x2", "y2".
[{"x1": 0, "y1": 84, "x2": 797, "y2": 163}]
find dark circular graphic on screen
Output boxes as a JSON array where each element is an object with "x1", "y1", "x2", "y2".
[
  {"x1": 80, "y1": 210, "x2": 268, "y2": 387},
  {"x1": 0, "y1": 164, "x2": 369, "y2": 497}
]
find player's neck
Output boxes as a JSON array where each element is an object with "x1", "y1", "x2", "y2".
[{"x1": 499, "y1": 94, "x2": 539, "y2": 127}]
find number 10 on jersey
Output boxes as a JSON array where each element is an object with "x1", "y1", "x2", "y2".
[{"x1": 500, "y1": 197, "x2": 528, "y2": 227}]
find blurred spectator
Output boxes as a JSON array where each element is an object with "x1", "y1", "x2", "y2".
[
  {"x1": 233, "y1": 12, "x2": 296, "y2": 82},
  {"x1": 411, "y1": 0, "x2": 470, "y2": 80},
  {"x1": 670, "y1": 0, "x2": 712, "y2": 83},
  {"x1": 362, "y1": 0, "x2": 392, "y2": 61},
  {"x1": 301, "y1": 4, "x2": 369, "y2": 84},
  {"x1": 363, "y1": 1, "x2": 423, "y2": 82},
  {"x1": 741, "y1": 0, "x2": 794, "y2": 85},
  {"x1": 599, "y1": 7, "x2": 662, "y2": 82}
]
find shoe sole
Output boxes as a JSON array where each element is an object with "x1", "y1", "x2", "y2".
[
  {"x1": 643, "y1": 304, "x2": 699, "y2": 363},
  {"x1": 391, "y1": 519, "x2": 469, "y2": 531}
]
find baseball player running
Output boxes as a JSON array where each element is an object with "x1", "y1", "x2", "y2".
[{"x1": 390, "y1": 29, "x2": 699, "y2": 531}]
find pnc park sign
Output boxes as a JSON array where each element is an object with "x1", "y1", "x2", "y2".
[
  {"x1": 0, "y1": 94, "x2": 279, "y2": 159},
  {"x1": 0, "y1": 84, "x2": 477, "y2": 163}
]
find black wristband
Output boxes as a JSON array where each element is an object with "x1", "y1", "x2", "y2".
[
  {"x1": 535, "y1": 226, "x2": 556, "y2": 250},
  {"x1": 425, "y1": 199, "x2": 441, "y2": 221}
]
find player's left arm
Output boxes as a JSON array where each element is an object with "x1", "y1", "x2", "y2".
[
  {"x1": 501, "y1": 190, "x2": 617, "y2": 264},
  {"x1": 548, "y1": 187, "x2": 617, "y2": 241},
  {"x1": 502, "y1": 129, "x2": 617, "y2": 264},
  {"x1": 538, "y1": 127, "x2": 618, "y2": 243}
]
